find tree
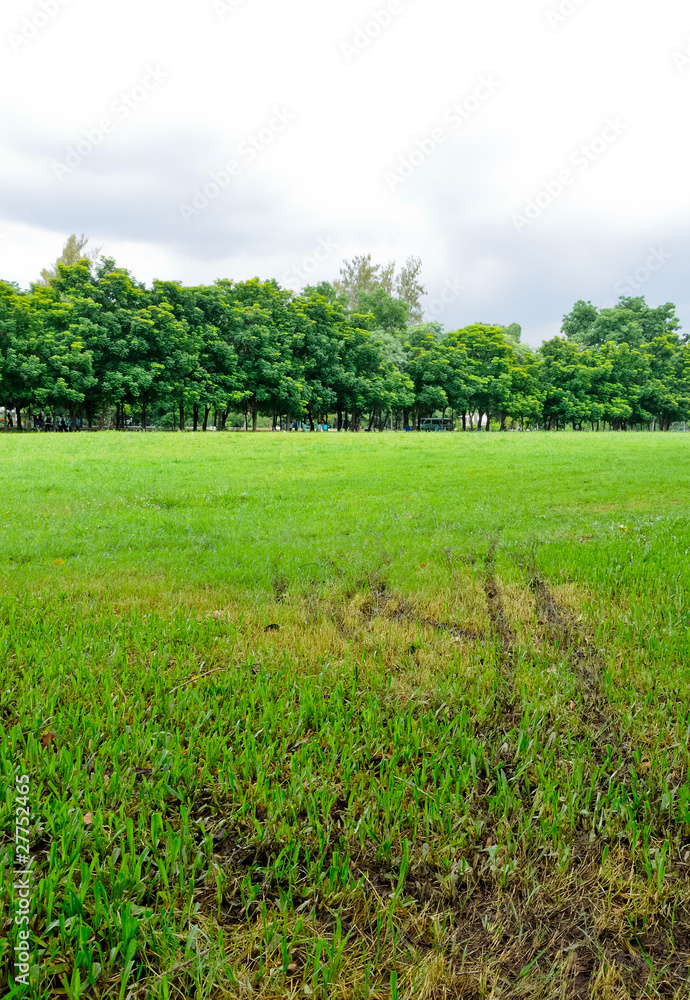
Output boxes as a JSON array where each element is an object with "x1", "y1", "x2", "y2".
[
  {"x1": 204, "y1": 279, "x2": 303, "y2": 431},
  {"x1": 395, "y1": 256, "x2": 425, "y2": 323},
  {"x1": 292, "y1": 289, "x2": 347, "y2": 427},
  {"x1": 334, "y1": 254, "x2": 395, "y2": 311},
  {"x1": 33, "y1": 328, "x2": 96, "y2": 426},
  {"x1": 356, "y1": 287, "x2": 408, "y2": 333},
  {"x1": 539, "y1": 338, "x2": 597, "y2": 430},
  {"x1": 450, "y1": 324, "x2": 518, "y2": 430},
  {"x1": 405, "y1": 333, "x2": 452, "y2": 428},
  {"x1": 563, "y1": 296, "x2": 682, "y2": 350},
  {"x1": 0, "y1": 281, "x2": 46, "y2": 429},
  {"x1": 334, "y1": 254, "x2": 425, "y2": 324},
  {"x1": 5, "y1": 246, "x2": 688, "y2": 437},
  {"x1": 39, "y1": 234, "x2": 102, "y2": 286},
  {"x1": 641, "y1": 335, "x2": 690, "y2": 430}
]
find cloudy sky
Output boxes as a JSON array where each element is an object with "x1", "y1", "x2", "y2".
[{"x1": 1, "y1": 0, "x2": 689, "y2": 345}]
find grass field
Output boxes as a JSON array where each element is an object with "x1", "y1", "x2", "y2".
[{"x1": 1, "y1": 431, "x2": 690, "y2": 999}]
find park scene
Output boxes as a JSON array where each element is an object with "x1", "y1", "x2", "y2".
[
  {"x1": 1, "y1": 246, "x2": 689, "y2": 999},
  {"x1": 2, "y1": 0, "x2": 690, "y2": 997}
]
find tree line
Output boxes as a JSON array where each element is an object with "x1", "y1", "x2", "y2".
[{"x1": 1, "y1": 243, "x2": 688, "y2": 432}]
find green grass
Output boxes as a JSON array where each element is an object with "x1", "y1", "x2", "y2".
[{"x1": 1, "y1": 431, "x2": 689, "y2": 999}]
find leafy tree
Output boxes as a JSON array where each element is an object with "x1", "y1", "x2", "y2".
[
  {"x1": 356, "y1": 287, "x2": 408, "y2": 333},
  {"x1": 450, "y1": 324, "x2": 518, "y2": 430},
  {"x1": 539, "y1": 338, "x2": 598, "y2": 430},
  {"x1": 40, "y1": 233, "x2": 101, "y2": 286},
  {"x1": 207, "y1": 279, "x2": 303, "y2": 430},
  {"x1": 334, "y1": 254, "x2": 425, "y2": 324},
  {"x1": 3, "y1": 250, "x2": 688, "y2": 437},
  {"x1": 563, "y1": 296, "x2": 682, "y2": 350},
  {"x1": 642, "y1": 335, "x2": 690, "y2": 430},
  {"x1": 394, "y1": 256, "x2": 426, "y2": 323},
  {"x1": 334, "y1": 254, "x2": 395, "y2": 310}
]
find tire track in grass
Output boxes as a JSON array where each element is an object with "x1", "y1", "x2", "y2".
[
  {"x1": 459, "y1": 553, "x2": 690, "y2": 997},
  {"x1": 202, "y1": 581, "x2": 689, "y2": 1000},
  {"x1": 528, "y1": 565, "x2": 607, "y2": 714},
  {"x1": 334, "y1": 575, "x2": 486, "y2": 643},
  {"x1": 481, "y1": 543, "x2": 524, "y2": 740},
  {"x1": 483, "y1": 543, "x2": 517, "y2": 656},
  {"x1": 250, "y1": 562, "x2": 688, "y2": 997},
  {"x1": 522, "y1": 561, "x2": 690, "y2": 996}
]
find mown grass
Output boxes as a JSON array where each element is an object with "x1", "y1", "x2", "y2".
[{"x1": 1, "y1": 431, "x2": 689, "y2": 999}]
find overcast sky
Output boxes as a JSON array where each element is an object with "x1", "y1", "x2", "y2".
[{"x1": 1, "y1": 0, "x2": 689, "y2": 345}]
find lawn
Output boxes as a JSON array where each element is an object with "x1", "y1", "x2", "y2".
[{"x1": 1, "y1": 431, "x2": 689, "y2": 999}]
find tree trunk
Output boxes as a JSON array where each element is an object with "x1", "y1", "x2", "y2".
[
  {"x1": 15, "y1": 407, "x2": 22, "y2": 432},
  {"x1": 179, "y1": 401, "x2": 185, "y2": 431},
  {"x1": 252, "y1": 402, "x2": 258, "y2": 432},
  {"x1": 203, "y1": 406, "x2": 211, "y2": 431},
  {"x1": 193, "y1": 403, "x2": 199, "y2": 432},
  {"x1": 337, "y1": 406, "x2": 342, "y2": 431},
  {"x1": 142, "y1": 401, "x2": 147, "y2": 432},
  {"x1": 461, "y1": 411, "x2": 467, "y2": 431}
]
